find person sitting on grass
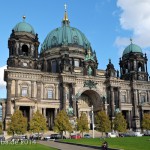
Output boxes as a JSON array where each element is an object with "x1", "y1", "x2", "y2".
[{"x1": 102, "y1": 141, "x2": 108, "y2": 150}]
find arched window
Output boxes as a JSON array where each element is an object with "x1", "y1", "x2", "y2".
[
  {"x1": 22, "y1": 45, "x2": 29, "y2": 56},
  {"x1": 52, "y1": 60, "x2": 57, "y2": 73}
]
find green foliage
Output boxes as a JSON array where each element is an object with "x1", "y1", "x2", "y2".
[
  {"x1": 29, "y1": 110, "x2": 47, "y2": 134},
  {"x1": 0, "y1": 121, "x2": 3, "y2": 134},
  {"x1": 7, "y1": 110, "x2": 27, "y2": 135},
  {"x1": 95, "y1": 111, "x2": 111, "y2": 134},
  {"x1": 142, "y1": 113, "x2": 150, "y2": 130},
  {"x1": 113, "y1": 112, "x2": 127, "y2": 132},
  {"x1": 77, "y1": 112, "x2": 89, "y2": 137},
  {"x1": 54, "y1": 110, "x2": 72, "y2": 135}
]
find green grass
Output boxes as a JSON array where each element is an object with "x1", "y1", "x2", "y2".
[
  {"x1": 0, "y1": 143, "x2": 57, "y2": 150},
  {"x1": 62, "y1": 136, "x2": 150, "y2": 150}
]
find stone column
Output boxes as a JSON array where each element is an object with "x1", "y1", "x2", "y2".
[
  {"x1": 110, "y1": 87, "x2": 115, "y2": 117},
  {"x1": 43, "y1": 108, "x2": 46, "y2": 117},
  {"x1": 2, "y1": 102, "x2": 6, "y2": 121},
  {"x1": 30, "y1": 106, "x2": 33, "y2": 121},
  {"x1": 54, "y1": 108, "x2": 58, "y2": 118},
  {"x1": 133, "y1": 89, "x2": 140, "y2": 131},
  {"x1": 133, "y1": 90, "x2": 138, "y2": 117},
  {"x1": 72, "y1": 84, "x2": 77, "y2": 116},
  {"x1": 63, "y1": 84, "x2": 67, "y2": 110},
  {"x1": 147, "y1": 90, "x2": 149, "y2": 103},
  {"x1": 31, "y1": 81, "x2": 34, "y2": 98},
  {"x1": 118, "y1": 88, "x2": 121, "y2": 111},
  {"x1": 127, "y1": 110, "x2": 131, "y2": 129},
  {"x1": 6, "y1": 79, "x2": 12, "y2": 116},
  {"x1": 55, "y1": 84, "x2": 58, "y2": 100},
  {"x1": 15, "y1": 80, "x2": 18, "y2": 97},
  {"x1": 37, "y1": 81, "x2": 41, "y2": 101}
]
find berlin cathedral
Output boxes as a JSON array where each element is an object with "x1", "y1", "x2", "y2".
[{"x1": 1, "y1": 8, "x2": 150, "y2": 131}]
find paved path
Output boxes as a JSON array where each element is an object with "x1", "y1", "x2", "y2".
[{"x1": 39, "y1": 141, "x2": 101, "y2": 150}]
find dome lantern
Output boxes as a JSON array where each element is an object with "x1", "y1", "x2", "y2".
[
  {"x1": 122, "y1": 39, "x2": 143, "y2": 56},
  {"x1": 13, "y1": 16, "x2": 35, "y2": 35}
]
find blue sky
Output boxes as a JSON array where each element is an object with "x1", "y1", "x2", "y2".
[{"x1": 0, "y1": 0, "x2": 150, "y2": 98}]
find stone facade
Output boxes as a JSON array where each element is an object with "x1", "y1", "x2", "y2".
[{"x1": 1, "y1": 13, "x2": 150, "y2": 131}]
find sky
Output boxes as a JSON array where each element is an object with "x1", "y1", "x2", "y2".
[{"x1": 0, "y1": 0, "x2": 150, "y2": 98}]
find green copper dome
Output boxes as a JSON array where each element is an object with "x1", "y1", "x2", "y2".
[
  {"x1": 123, "y1": 43, "x2": 143, "y2": 56},
  {"x1": 13, "y1": 19, "x2": 35, "y2": 35},
  {"x1": 40, "y1": 16, "x2": 91, "y2": 53}
]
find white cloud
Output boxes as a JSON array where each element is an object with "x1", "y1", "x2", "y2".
[
  {"x1": 0, "y1": 65, "x2": 6, "y2": 89},
  {"x1": 115, "y1": 0, "x2": 150, "y2": 49}
]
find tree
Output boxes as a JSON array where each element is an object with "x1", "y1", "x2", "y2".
[
  {"x1": 29, "y1": 110, "x2": 47, "y2": 138},
  {"x1": 113, "y1": 112, "x2": 127, "y2": 132},
  {"x1": 142, "y1": 113, "x2": 150, "y2": 130},
  {"x1": 0, "y1": 121, "x2": 3, "y2": 134},
  {"x1": 54, "y1": 110, "x2": 72, "y2": 138},
  {"x1": 77, "y1": 112, "x2": 89, "y2": 137},
  {"x1": 95, "y1": 111, "x2": 111, "y2": 136},
  {"x1": 7, "y1": 110, "x2": 27, "y2": 135}
]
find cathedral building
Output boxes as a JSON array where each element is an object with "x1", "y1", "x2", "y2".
[{"x1": 1, "y1": 9, "x2": 150, "y2": 131}]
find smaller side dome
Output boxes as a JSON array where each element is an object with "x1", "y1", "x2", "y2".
[
  {"x1": 13, "y1": 17, "x2": 35, "y2": 35},
  {"x1": 123, "y1": 43, "x2": 143, "y2": 56}
]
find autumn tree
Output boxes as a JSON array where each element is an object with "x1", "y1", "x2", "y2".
[
  {"x1": 95, "y1": 111, "x2": 111, "y2": 136},
  {"x1": 7, "y1": 110, "x2": 27, "y2": 135},
  {"x1": 142, "y1": 113, "x2": 150, "y2": 130},
  {"x1": 113, "y1": 112, "x2": 127, "y2": 132},
  {"x1": 0, "y1": 121, "x2": 3, "y2": 134},
  {"x1": 29, "y1": 110, "x2": 47, "y2": 138},
  {"x1": 77, "y1": 112, "x2": 89, "y2": 137},
  {"x1": 54, "y1": 110, "x2": 72, "y2": 138}
]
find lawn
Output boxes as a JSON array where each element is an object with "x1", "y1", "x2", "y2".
[
  {"x1": 0, "y1": 143, "x2": 57, "y2": 150},
  {"x1": 62, "y1": 136, "x2": 150, "y2": 150}
]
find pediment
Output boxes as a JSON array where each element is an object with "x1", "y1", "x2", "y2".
[
  {"x1": 19, "y1": 35, "x2": 34, "y2": 41},
  {"x1": 15, "y1": 97, "x2": 36, "y2": 103}
]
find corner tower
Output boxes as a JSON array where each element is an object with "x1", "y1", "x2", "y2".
[
  {"x1": 119, "y1": 39, "x2": 148, "y2": 81},
  {"x1": 7, "y1": 16, "x2": 40, "y2": 69}
]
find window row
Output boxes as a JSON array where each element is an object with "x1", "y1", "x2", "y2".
[{"x1": 21, "y1": 87, "x2": 53, "y2": 99}]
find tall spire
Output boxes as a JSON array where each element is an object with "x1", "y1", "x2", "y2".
[{"x1": 62, "y1": 3, "x2": 70, "y2": 26}]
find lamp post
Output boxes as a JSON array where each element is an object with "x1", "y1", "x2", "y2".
[{"x1": 91, "y1": 105, "x2": 95, "y2": 138}]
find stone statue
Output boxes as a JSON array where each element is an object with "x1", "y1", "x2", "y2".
[
  {"x1": 88, "y1": 66, "x2": 92, "y2": 76},
  {"x1": 67, "y1": 106, "x2": 74, "y2": 116}
]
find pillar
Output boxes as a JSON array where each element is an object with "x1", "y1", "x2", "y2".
[
  {"x1": 72, "y1": 84, "x2": 77, "y2": 116},
  {"x1": 110, "y1": 87, "x2": 115, "y2": 117},
  {"x1": 15, "y1": 80, "x2": 18, "y2": 97},
  {"x1": 55, "y1": 84, "x2": 58, "y2": 100},
  {"x1": 63, "y1": 84, "x2": 67, "y2": 110},
  {"x1": 37, "y1": 81, "x2": 41, "y2": 101},
  {"x1": 118, "y1": 88, "x2": 121, "y2": 110},
  {"x1": 127, "y1": 110, "x2": 131, "y2": 129},
  {"x1": 54, "y1": 108, "x2": 58, "y2": 118},
  {"x1": 133, "y1": 89, "x2": 140, "y2": 131},
  {"x1": 31, "y1": 81, "x2": 34, "y2": 98},
  {"x1": 6, "y1": 79, "x2": 12, "y2": 116}
]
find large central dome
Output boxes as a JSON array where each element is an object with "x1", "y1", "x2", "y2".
[{"x1": 40, "y1": 12, "x2": 91, "y2": 53}]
